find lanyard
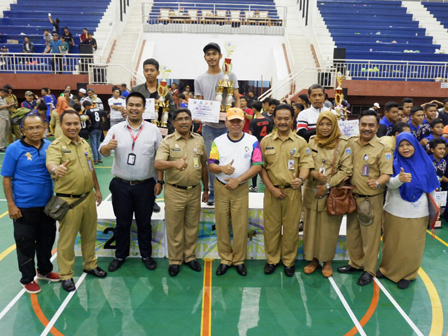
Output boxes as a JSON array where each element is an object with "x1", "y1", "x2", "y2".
[{"x1": 127, "y1": 124, "x2": 144, "y2": 151}]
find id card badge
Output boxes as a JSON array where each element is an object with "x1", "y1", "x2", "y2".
[
  {"x1": 127, "y1": 153, "x2": 136, "y2": 166},
  {"x1": 193, "y1": 157, "x2": 199, "y2": 168},
  {"x1": 288, "y1": 159, "x2": 295, "y2": 170},
  {"x1": 87, "y1": 159, "x2": 93, "y2": 171},
  {"x1": 362, "y1": 164, "x2": 370, "y2": 177}
]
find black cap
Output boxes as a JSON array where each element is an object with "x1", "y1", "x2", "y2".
[{"x1": 203, "y1": 42, "x2": 221, "y2": 54}]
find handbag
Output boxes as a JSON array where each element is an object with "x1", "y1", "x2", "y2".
[
  {"x1": 326, "y1": 140, "x2": 357, "y2": 216},
  {"x1": 44, "y1": 192, "x2": 89, "y2": 221}
]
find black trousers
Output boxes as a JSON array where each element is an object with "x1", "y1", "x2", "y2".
[
  {"x1": 51, "y1": 55, "x2": 63, "y2": 74},
  {"x1": 110, "y1": 178, "x2": 156, "y2": 259},
  {"x1": 13, "y1": 207, "x2": 56, "y2": 284}
]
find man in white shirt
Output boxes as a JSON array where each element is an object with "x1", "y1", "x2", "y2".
[
  {"x1": 108, "y1": 87, "x2": 126, "y2": 127},
  {"x1": 99, "y1": 92, "x2": 164, "y2": 272}
]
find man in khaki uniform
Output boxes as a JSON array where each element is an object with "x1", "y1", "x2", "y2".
[
  {"x1": 337, "y1": 110, "x2": 393, "y2": 286},
  {"x1": 260, "y1": 104, "x2": 314, "y2": 277},
  {"x1": 155, "y1": 108, "x2": 209, "y2": 277},
  {"x1": 47, "y1": 110, "x2": 107, "y2": 292}
]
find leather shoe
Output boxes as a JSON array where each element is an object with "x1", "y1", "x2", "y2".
[
  {"x1": 337, "y1": 264, "x2": 362, "y2": 274},
  {"x1": 357, "y1": 271, "x2": 374, "y2": 286},
  {"x1": 153, "y1": 202, "x2": 161, "y2": 213},
  {"x1": 216, "y1": 263, "x2": 229, "y2": 276},
  {"x1": 236, "y1": 264, "x2": 247, "y2": 276},
  {"x1": 376, "y1": 269, "x2": 385, "y2": 279},
  {"x1": 264, "y1": 263, "x2": 276, "y2": 274},
  {"x1": 108, "y1": 258, "x2": 125, "y2": 272},
  {"x1": 187, "y1": 260, "x2": 202, "y2": 272},
  {"x1": 61, "y1": 279, "x2": 76, "y2": 292},
  {"x1": 168, "y1": 265, "x2": 180, "y2": 277},
  {"x1": 143, "y1": 257, "x2": 157, "y2": 270},
  {"x1": 284, "y1": 266, "x2": 295, "y2": 277},
  {"x1": 83, "y1": 266, "x2": 107, "y2": 278}
]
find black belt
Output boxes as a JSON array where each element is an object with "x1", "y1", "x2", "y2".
[
  {"x1": 56, "y1": 192, "x2": 89, "y2": 198},
  {"x1": 354, "y1": 193, "x2": 381, "y2": 198},
  {"x1": 274, "y1": 185, "x2": 292, "y2": 189},
  {"x1": 169, "y1": 183, "x2": 198, "y2": 191},
  {"x1": 115, "y1": 177, "x2": 153, "y2": 186},
  {"x1": 216, "y1": 178, "x2": 246, "y2": 186}
]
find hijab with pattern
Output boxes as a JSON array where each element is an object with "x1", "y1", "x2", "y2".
[{"x1": 314, "y1": 110, "x2": 341, "y2": 149}]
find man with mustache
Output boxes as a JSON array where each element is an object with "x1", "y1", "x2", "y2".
[{"x1": 337, "y1": 110, "x2": 393, "y2": 286}]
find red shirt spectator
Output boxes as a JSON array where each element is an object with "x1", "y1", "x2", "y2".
[{"x1": 240, "y1": 96, "x2": 253, "y2": 133}]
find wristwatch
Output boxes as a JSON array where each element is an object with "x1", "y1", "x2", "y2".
[
  {"x1": 325, "y1": 183, "x2": 330, "y2": 189},
  {"x1": 51, "y1": 166, "x2": 57, "y2": 175},
  {"x1": 375, "y1": 181, "x2": 381, "y2": 190},
  {"x1": 298, "y1": 177, "x2": 305, "y2": 184},
  {"x1": 157, "y1": 180, "x2": 165, "y2": 185}
]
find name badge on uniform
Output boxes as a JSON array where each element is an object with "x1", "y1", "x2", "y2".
[
  {"x1": 127, "y1": 153, "x2": 136, "y2": 166},
  {"x1": 193, "y1": 157, "x2": 199, "y2": 168},
  {"x1": 87, "y1": 159, "x2": 93, "y2": 171},
  {"x1": 362, "y1": 154, "x2": 369, "y2": 176},
  {"x1": 319, "y1": 159, "x2": 326, "y2": 175},
  {"x1": 288, "y1": 160, "x2": 295, "y2": 170}
]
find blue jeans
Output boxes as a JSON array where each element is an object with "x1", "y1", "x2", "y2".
[
  {"x1": 202, "y1": 125, "x2": 228, "y2": 196},
  {"x1": 90, "y1": 129, "x2": 102, "y2": 162}
]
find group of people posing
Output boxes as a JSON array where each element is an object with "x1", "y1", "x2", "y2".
[{"x1": 2, "y1": 42, "x2": 439, "y2": 295}]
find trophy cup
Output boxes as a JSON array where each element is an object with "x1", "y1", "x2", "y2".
[
  {"x1": 215, "y1": 42, "x2": 236, "y2": 114},
  {"x1": 157, "y1": 65, "x2": 171, "y2": 128},
  {"x1": 334, "y1": 72, "x2": 347, "y2": 120}
]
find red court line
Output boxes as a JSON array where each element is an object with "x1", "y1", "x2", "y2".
[
  {"x1": 344, "y1": 281, "x2": 380, "y2": 336},
  {"x1": 201, "y1": 260, "x2": 212, "y2": 336}
]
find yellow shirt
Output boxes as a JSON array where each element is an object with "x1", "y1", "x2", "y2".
[
  {"x1": 260, "y1": 130, "x2": 314, "y2": 186},
  {"x1": 379, "y1": 135, "x2": 396, "y2": 152},
  {"x1": 46, "y1": 135, "x2": 95, "y2": 195},
  {"x1": 349, "y1": 135, "x2": 393, "y2": 196},
  {"x1": 155, "y1": 131, "x2": 207, "y2": 186}
]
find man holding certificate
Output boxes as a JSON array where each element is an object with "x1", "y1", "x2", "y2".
[{"x1": 194, "y1": 42, "x2": 240, "y2": 206}]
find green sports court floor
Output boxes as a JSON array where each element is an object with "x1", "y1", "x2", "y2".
[{"x1": 0, "y1": 154, "x2": 447, "y2": 336}]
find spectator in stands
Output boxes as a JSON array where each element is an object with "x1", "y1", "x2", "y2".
[
  {"x1": 408, "y1": 105, "x2": 424, "y2": 138},
  {"x1": 418, "y1": 103, "x2": 438, "y2": 140},
  {"x1": 369, "y1": 102, "x2": 380, "y2": 112},
  {"x1": 48, "y1": 14, "x2": 60, "y2": 35},
  {"x1": 401, "y1": 98, "x2": 413, "y2": 121},
  {"x1": 43, "y1": 30, "x2": 52, "y2": 46},
  {"x1": 0, "y1": 45, "x2": 9, "y2": 67},
  {"x1": 83, "y1": 101, "x2": 103, "y2": 164},
  {"x1": 246, "y1": 90, "x2": 258, "y2": 108},
  {"x1": 62, "y1": 27, "x2": 75, "y2": 51},
  {"x1": 379, "y1": 122, "x2": 411, "y2": 152},
  {"x1": 240, "y1": 96, "x2": 253, "y2": 133},
  {"x1": 22, "y1": 36, "x2": 35, "y2": 54},
  {"x1": 249, "y1": 100, "x2": 273, "y2": 192},
  {"x1": 43, "y1": 34, "x2": 63, "y2": 74},
  {"x1": 377, "y1": 101, "x2": 399, "y2": 137},
  {"x1": 81, "y1": 33, "x2": 97, "y2": 51},
  {"x1": 80, "y1": 28, "x2": 88, "y2": 44},
  {"x1": 120, "y1": 84, "x2": 130, "y2": 98},
  {"x1": 0, "y1": 88, "x2": 14, "y2": 151},
  {"x1": 21, "y1": 91, "x2": 37, "y2": 111},
  {"x1": 60, "y1": 36, "x2": 69, "y2": 55},
  {"x1": 86, "y1": 88, "x2": 104, "y2": 111},
  {"x1": 297, "y1": 84, "x2": 331, "y2": 142},
  {"x1": 108, "y1": 87, "x2": 126, "y2": 127}
]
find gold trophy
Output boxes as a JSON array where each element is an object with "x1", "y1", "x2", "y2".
[
  {"x1": 334, "y1": 72, "x2": 348, "y2": 120},
  {"x1": 215, "y1": 42, "x2": 236, "y2": 114},
  {"x1": 156, "y1": 65, "x2": 171, "y2": 127}
]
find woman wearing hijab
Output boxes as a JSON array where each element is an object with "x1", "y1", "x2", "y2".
[
  {"x1": 303, "y1": 111, "x2": 353, "y2": 277},
  {"x1": 378, "y1": 133, "x2": 439, "y2": 289},
  {"x1": 49, "y1": 96, "x2": 69, "y2": 138}
]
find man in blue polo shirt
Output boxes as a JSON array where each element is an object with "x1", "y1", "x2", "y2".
[
  {"x1": 1, "y1": 114, "x2": 59, "y2": 294},
  {"x1": 377, "y1": 101, "x2": 399, "y2": 137}
]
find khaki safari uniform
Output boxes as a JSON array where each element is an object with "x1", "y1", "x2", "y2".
[
  {"x1": 46, "y1": 135, "x2": 99, "y2": 280},
  {"x1": 303, "y1": 135, "x2": 353, "y2": 262},
  {"x1": 155, "y1": 131, "x2": 207, "y2": 265},
  {"x1": 260, "y1": 131, "x2": 314, "y2": 267},
  {"x1": 346, "y1": 135, "x2": 393, "y2": 276},
  {"x1": 378, "y1": 135, "x2": 396, "y2": 152}
]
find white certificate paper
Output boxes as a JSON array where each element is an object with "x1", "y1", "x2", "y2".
[
  {"x1": 189, "y1": 99, "x2": 220, "y2": 123},
  {"x1": 142, "y1": 98, "x2": 156, "y2": 120},
  {"x1": 338, "y1": 120, "x2": 359, "y2": 137}
]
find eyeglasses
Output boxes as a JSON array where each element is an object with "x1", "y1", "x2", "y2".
[
  {"x1": 23, "y1": 126, "x2": 45, "y2": 132},
  {"x1": 174, "y1": 117, "x2": 191, "y2": 122}
]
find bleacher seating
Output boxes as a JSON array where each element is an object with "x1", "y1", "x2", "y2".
[
  {"x1": 148, "y1": 0, "x2": 280, "y2": 25},
  {"x1": 318, "y1": 0, "x2": 448, "y2": 64},
  {"x1": 423, "y1": 2, "x2": 448, "y2": 31},
  {"x1": 0, "y1": 0, "x2": 111, "y2": 55}
]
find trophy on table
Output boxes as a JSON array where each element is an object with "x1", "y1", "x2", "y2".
[
  {"x1": 216, "y1": 42, "x2": 236, "y2": 114},
  {"x1": 156, "y1": 65, "x2": 171, "y2": 128}
]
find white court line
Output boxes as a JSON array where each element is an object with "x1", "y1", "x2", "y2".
[
  {"x1": 328, "y1": 277, "x2": 367, "y2": 336},
  {"x1": 40, "y1": 272, "x2": 87, "y2": 336},
  {"x1": 104, "y1": 193, "x2": 112, "y2": 202},
  {"x1": 374, "y1": 278, "x2": 424, "y2": 336},
  {"x1": 0, "y1": 253, "x2": 58, "y2": 321}
]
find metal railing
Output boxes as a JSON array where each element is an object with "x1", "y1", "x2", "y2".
[
  {"x1": 0, "y1": 52, "x2": 95, "y2": 74},
  {"x1": 142, "y1": 1, "x2": 285, "y2": 35},
  {"x1": 335, "y1": 59, "x2": 448, "y2": 81},
  {"x1": 88, "y1": 63, "x2": 145, "y2": 85}
]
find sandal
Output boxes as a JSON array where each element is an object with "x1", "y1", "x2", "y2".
[
  {"x1": 322, "y1": 262, "x2": 333, "y2": 278},
  {"x1": 304, "y1": 259, "x2": 319, "y2": 274}
]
